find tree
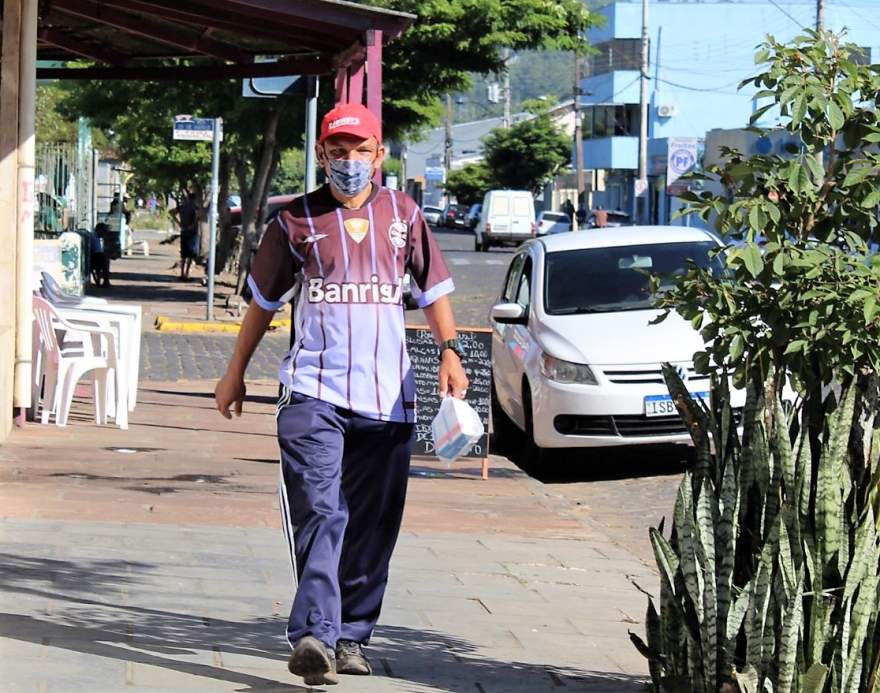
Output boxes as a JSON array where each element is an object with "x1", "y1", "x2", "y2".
[
  {"x1": 443, "y1": 162, "x2": 492, "y2": 206},
  {"x1": 482, "y1": 108, "x2": 571, "y2": 194},
  {"x1": 632, "y1": 31, "x2": 880, "y2": 692},
  {"x1": 271, "y1": 148, "x2": 306, "y2": 196},
  {"x1": 59, "y1": 77, "x2": 307, "y2": 281},
  {"x1": 370, "y1": 0, "x2": 597, "y2": 139}
]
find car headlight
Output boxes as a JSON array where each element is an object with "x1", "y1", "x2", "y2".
[{"x1": 539, "y1": 353, "x2": 598, "y2": 385}]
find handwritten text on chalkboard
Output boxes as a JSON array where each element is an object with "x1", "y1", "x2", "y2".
[{"x1": 405, "y1": 326, "x2": 491, "y2": 459}]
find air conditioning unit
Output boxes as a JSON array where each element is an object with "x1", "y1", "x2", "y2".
[{"x1": 656, "y1": 103, "x2": 679, "y2": 118}]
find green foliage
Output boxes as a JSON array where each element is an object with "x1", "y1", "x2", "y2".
[
  {"x1": 382, "y1": 156, "x2": 403, "y2": 180},
  {"x1": 36, "y1": 84, "x2": 78, "y2": 143},
  {"x1": 58, "y1": 77, "x2": 303, "y2": 197},
  {"x1": 482, "y1": 111, "x2": 571, "y2": 194},
  {"x1": 369, "y1": 0, "x2": 597, "y2": 137},
  {"x1": 443, "y1": 162, "x2": 493, "y2": 206},
  {"x1": 635, "y1": 32, "x2": 880, "y2": 693},
  {"x1": 271, "y1": 148, "x2": 306, "y2": 196},
  {"x1": 656, "y1": 30, "x2": 880, "y2": 392}
]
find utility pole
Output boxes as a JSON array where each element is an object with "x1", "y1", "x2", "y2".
[
  {"x1": 444, "y1": 93, "x2": 454, "y2": 200},
  {"x1": 816, "y1": 0, "x2": 825, "y2": 31},
  {"x1": 637, "y1": 0, "x2": 649, "y2": 224},
  {"x1": 502, "y1": 48, "x2": 512, "y2": 128},
  {"x1": 573, "y1": 52, "x2": 585, "y2": 227}
]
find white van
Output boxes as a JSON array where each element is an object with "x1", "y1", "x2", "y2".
[{"x1": 474, "y1": 190, "x2": 535, "y2": 251}]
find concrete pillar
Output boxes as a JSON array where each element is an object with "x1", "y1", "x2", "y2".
[
  {"x1": 15, "y1": 0, "x2": 37, "y2": 414},
  {"x1": 0, "y1": 0, "x2": 24, "y2": 439}
]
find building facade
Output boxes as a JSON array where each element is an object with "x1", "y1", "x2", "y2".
[{"x1": 580, "y1": 0, "x2": 880, "y2": 224}]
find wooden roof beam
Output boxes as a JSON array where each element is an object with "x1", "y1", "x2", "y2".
[
  {"x1": 96, "y1": 0, "x2": 349, "y2": 54},
  {"x1": 187, "y1": 0, "x2": 413, "y2": 40},
  {"x1": 36, "y1": 53, "x2": 330, "y2": 80},
  {"x1": 38, "y1": 28, "x2": 128, "y2": 65},
  {"x1": 52, "y1": 0, "x2": 251, "y2": 63}
]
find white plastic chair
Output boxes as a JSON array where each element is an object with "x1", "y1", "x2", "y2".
[
  {"x1": 40, "y1": 270, "x2": 142, "y2": 413},
  {"x1": 32, "y1": 296, "x2": 120, "y2": 428}
]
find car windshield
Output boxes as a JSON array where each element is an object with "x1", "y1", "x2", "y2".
[{"x1": 544, "y1": 241, "x2": 722, "y2": 315}]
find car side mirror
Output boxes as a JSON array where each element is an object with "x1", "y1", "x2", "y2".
[{"x1": 491, "y1": 302, "x2": 527, "y2": 325}]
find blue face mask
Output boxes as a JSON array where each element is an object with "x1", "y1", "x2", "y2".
[{"x1": 327, "y1": 158, "x2": 374, "y2": 197}]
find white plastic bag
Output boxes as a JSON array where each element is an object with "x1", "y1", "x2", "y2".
[{"x1": 431, "y1": 396, "x2": 485, "y2": 464}]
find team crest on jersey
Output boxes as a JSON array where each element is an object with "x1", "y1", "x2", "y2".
[
  {"x1": 388, "y1": 219, "x2": 408, "y2": 249},
  {"x1": 344, "y1": 218, "x2": 370, "y2": 243}
]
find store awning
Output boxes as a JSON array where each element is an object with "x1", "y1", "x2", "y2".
[{"x1": 34, "y1": 0, "x2": 414, "y2": 80}]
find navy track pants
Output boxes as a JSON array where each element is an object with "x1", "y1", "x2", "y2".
[{"x1": 276, "y1": 389, "x2": 413, "y2": 649}]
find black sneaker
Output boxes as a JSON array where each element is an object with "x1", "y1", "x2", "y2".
[
  {"x1": 335, "y1": 640, "x2": 372, "y2": 676},
  {"x1": 288, "y1": 636, "x2": 338, "y2": 686}
]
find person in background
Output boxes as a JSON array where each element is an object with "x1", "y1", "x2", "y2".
[
  {"x1": 562, "y1": 198, "x2": 575, "y2": 225},
  {"x1": 576, "y1": 204, "x2": 587, "y2": 228},
  {"x1": 593, "y1": 204, "x2": 609, "y2": 228},
  {"x1": 89, "y1": 222, "x2": 112, "y2": 288},
  {"x1": 177, "y1": 191, "x2": 200, "y2": 282},
  {"x1": 110, "y1": 193, "x2": 132, "y2": 226}
]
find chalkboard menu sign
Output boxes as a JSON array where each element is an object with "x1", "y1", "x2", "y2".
[{"x1": 405, "y1": 325, "x2": 492, "y2": 464}]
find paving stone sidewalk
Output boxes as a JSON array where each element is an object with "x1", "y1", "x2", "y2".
[{"x1": 0, "y1": 382, "x2": 655, "y2": 692}]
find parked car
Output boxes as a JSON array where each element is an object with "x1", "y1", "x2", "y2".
[
  {"x1": 422, "y1": 205, "x2": 443, "y2": 226},
  {"x1": 465, "y1": 203, "x2": 482, "y2": 230},
  {"x1": 535, "y1": 210, "x2": 571, "y2": 236},
  {"x1": 587, "y1": 209, "x2": 632, "y2": 228},
  {"x1": 474, "y1": 190, "x2": 536, "y2": 251},
  {"x1": 489, "y1": 226, "x2": 744, "y2": 460},
  {"x1": 442, "y1": 204, "x2": 468, "y2": 228}
]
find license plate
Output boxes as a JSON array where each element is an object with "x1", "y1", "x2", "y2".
[{"x1": 644, "y1": 392, "x2": 709, "y2": 417}]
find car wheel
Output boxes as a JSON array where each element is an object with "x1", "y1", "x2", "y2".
[
  {"x1": 480, "y1": 237, "x2": 490, "y2": 252},
  {"x1": 522, "y1": 381, "x2": 550, "y2": 466},
  {"x1": 490, "y1": 385, "x2": 517, "y2": 449}
]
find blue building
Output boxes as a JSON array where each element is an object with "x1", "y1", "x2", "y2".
[{"x1": 580, "y1": 0, "x2": 880, "y2": 223}]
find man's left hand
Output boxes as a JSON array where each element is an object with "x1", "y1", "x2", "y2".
[{"x1": 438, "y1": 350, "x2": 469, "y2": 399}]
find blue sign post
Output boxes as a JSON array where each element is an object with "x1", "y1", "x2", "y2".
[{"x1": 173, "y1": 115, "x2": 223, "y2": 320}]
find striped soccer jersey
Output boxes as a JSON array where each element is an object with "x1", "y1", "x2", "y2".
[{"x1": 248, "y1": 184, "x2": 454, "y2": 423}]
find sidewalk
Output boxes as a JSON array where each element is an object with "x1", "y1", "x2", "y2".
[
  {"x1": 0, "y1": 381, "x2": 655, "y2": 692},
  {"x1": 96, "y1": 228, "x2": 291, "y2": 331}
]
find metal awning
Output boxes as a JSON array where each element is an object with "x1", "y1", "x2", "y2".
[{"x1": 33, "y1": 0, "x2": 414, "y2": 80}]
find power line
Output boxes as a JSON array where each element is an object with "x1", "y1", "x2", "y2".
[
  {"x1": 836, "y1": 0, "x2": 880, "y2": 32},
  {"x1": 654, "y1": 76, "x2": 745, "y2": 95},
  {"x1": 767, "y1": 0, "x2": 804, "y2": 28}
]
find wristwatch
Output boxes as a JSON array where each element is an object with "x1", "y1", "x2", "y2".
[{"x1": 439, "y1": 338, "x2": 464, "y2": 361}]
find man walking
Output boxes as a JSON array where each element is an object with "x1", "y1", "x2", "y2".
[{"x1": 214, "y1": 103, "x2": 468, "y2": 686}]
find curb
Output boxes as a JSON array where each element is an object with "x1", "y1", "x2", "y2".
[{"x1": 154, "y1": 316, "x2": 292, "y2": 334}]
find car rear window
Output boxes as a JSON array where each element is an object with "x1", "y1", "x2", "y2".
[
  {"x1": 490, "y1": 197, "x2": 509, "y2": 215},
  {"x1": 512, "y1": 198, "x2": 531, "y2": 217},
  {"x1": 544, "y1": 241, "x2": 722, "y2": 315},
  {"x1": 542, "y1": 213, "x2": 566, "y2": 222}
]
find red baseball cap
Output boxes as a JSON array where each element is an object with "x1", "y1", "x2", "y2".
[{"x1": 319, "y1": 103, "x2": 382, "y2": 145}]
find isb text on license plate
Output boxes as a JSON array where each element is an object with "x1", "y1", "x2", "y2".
[{"x1": 644, "y1": 392, "x2": 709, "y2": 418}]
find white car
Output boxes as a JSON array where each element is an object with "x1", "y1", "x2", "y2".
[
  {"x1": 422, "y1": 205, "x2": 443, "y2": 226},
  {"x1": 535, "y1": 210, "x2": 571, "y2": 236},
  {"x1": 474, "y1": 190, "x2": 536, "y2": 251},
  {"x1": 489, "y1": 226, "x2": 743, "y2": 457}
]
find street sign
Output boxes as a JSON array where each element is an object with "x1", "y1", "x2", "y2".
[
  {"x1": 425, "y1": 166, "x2": 445, "y2": 182},
  {"x1": 634, "y1": 177, "x2": 648, "y2": 198},
  {"x1": 173, "y1": 115, "x2": 223, "y2": 142},
  {"x1": 666, "y1": 137, "x2": 698, "y2": 195}
]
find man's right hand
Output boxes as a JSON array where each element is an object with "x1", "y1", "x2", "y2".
[{"x1": 215, "y1": 372, "x2": 246, "y2": 419}]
